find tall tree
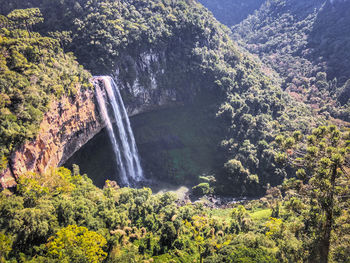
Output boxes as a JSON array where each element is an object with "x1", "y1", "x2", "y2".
[
  {"x1": 276, "y1": 126, "x2": 350, "y2": 263},
  {"x1": 7, "y1": 8, "x2": 43, "y2": 38}
]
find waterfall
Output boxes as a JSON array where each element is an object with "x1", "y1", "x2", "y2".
[{"x1": 93, "y1": 76, "x2": 144, "y2": 186}]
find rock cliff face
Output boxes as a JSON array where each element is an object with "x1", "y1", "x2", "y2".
[
  {"x1": 116, "y1": 50, "x2": 179, "y2": 116},
  {"x1": 0, "y1": 87, "x2": 103, "y2": 189}
]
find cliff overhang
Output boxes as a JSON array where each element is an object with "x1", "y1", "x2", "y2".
[{"x1": 0, "y1": 87, "x2": 102, "y2": 189}]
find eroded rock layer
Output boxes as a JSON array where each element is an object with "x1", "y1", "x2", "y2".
[{"x1": 0, "y1": 88, "x2": 102, "y2": 188}]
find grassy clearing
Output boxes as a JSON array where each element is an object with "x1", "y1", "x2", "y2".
[
  {"x1": 249, "y1": 209, "x2": 272, "y2": 221},
  {"x1": 207, "y1": 208, "x2": 232, "y2": 223}
]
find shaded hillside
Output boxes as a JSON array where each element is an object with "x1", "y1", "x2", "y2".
[
  {"x1": 232, "y1": 0, "x2": 325, "y2": 79},
  {"x1": 198, "y1": 0, "x2": 264, "y2": 26},
  {"x1": 0, "y1": 0, "x2": 320, "y2": 195},
  {"x1": 308, "y1": 0, "x2": 350, "y2": 83},
  {"x1": 232, "y1": 0, "x2": 350, "y2": 120}
]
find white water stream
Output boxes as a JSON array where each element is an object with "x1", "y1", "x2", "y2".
[{"x1": 93, "y1": 76, "x2": 143, "y2": 185}]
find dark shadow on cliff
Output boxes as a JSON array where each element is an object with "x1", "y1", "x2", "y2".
[{"x1": 64, "y1": 127, "x2": 118, "y2": 188}]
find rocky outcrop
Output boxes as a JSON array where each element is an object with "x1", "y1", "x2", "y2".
[
  {"x1": 0, "y1": 87, "x2": 103, "y2": 189},
  {"x1": 116, "y1": 50, "x2": 180, "y2": 116}
]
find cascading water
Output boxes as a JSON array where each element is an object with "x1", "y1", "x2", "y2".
[
  {"x1": 93, "y1": 76, "x2": 144, "y2": 186},
  {"x1": 94, "y1": 83, "x2": 128, "y2": 185}
]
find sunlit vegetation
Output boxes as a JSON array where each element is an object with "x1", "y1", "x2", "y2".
[
  {"x1": 275, "y1": 125, "x2": 350, "y2": 262},
  {"x1": 0, "y1": 129, "x2": 348, "y2": 262},
  {"x1": 0, "y1": 1, "x2": 324, "y2": 194},
  {"x1": 0, "y1": 11, "x2": 91, "y2": 171}
]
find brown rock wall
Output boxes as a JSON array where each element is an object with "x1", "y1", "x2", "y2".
[{"x1": 0, "y1": 88, "x2": 103, "y2": 189}]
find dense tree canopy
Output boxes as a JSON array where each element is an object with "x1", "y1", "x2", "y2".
[
  {"x1": 0, "y1": 141, "x2": 348, "y2": 262},
  {"x1": 275, "y1": 125, "x2": 350, "y2": 262}
]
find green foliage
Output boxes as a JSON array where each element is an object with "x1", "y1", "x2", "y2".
[
  {"x1": 230, "y1": 205, "x2": 252, "y2": 234},
  {"x1": 275, "y1": 125, "x2": 350, "y2": 262},
  {"x1": 1, "y1": 0, "x2": 321, "y2": 196},
  {"x1": 17, "y1": 167, "x2": 80, "y2": 206},
  {"x1": 223, "y1": 157, "x2": 260, "y2": 195},
  {"x1": 2, "y1": 0, "x2": 240, "y2": 76},
  {"x1": 225, "y1": 159, "x2": 250, "y2": 181},
  {"x1": 46, "y1": 225, "x2": 107, "y2": 263},
  {"x1": 7, "y1": 8, "x2": 43, "y2": 32},
  {"x1": 0, "y1": 162, "x2": 348, "y2": 262},
  {"x1": 0, "y1": 2, "x2": 347, "y2": 262},
  {"x1": 215, "y1": 53, "x2": 318, "y2": 195},
  {"x1": 206, "y1": 244, "x2": 278, "y2": 263},
  {"x1": 0, "y1": 232, "x2": 12, "y2": 262},
  {"x1": 192, "y1": 183, "x2": 211, "y2": 196}
]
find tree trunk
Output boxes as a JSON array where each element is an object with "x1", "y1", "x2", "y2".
[
  {"x1": 319, "y1": 165, "x2": 337, "y2": 263},
  {"x1": 60, "y1": 40, "x2": 66, "y2": 59},
  {"x1": 25, "y1": 21, "x2": 31, "y2": 38}
]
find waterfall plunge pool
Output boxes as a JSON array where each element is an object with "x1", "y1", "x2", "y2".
[{"x1": 64, "y1": 90, "x2": 226, "y2": 192}]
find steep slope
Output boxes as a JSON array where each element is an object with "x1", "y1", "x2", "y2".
[
  {"x1": 232, "y1": 0, "x2": 325, "y2": 79},
  {"x1": 198, "y1": 0, "x2": 264, "y2": 26},
  {"x1": 232, "y1": 0, "x2": 350, "y2": 120}
]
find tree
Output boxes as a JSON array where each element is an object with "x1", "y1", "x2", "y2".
[
  {"x1": 46, "y1": 225, "x2": 107, "y2": 263},
  {"x1": 192, "y1": 183, "x2": 211, "y2": 196},
  {"x1": 230, "y1": 205, "x2": 252, "y2": 233},
  {"x1": 276, "y1": 125, "x2": 350, "y2": 263},
  {"x1": 48, "y1": 31, "x2": 72, "y2": 57},
  {"x1": 0, "y1": 15, "x2": 9, "y2": 29},
  {"x1": 184, "y1": 215, "x2": 215, "y2": 263},
  {"x1": 160, "y1": 221, "x2": 177, "y2": 250},
  {"x1": 7, "y1": 8, "x2": 43, "y2": 38},
  {"x1": 0, "y1": 232, "x2": 12, "y2": 263},
  {"x1": 338, "y1": 78, "x2": 350, "y2": 105},
  {"x1": 224, "y1": 159, "x2": 259, "y2": 194},
  {"x1": 315, "y1": 72, "x2": 329, "y2": 91}
]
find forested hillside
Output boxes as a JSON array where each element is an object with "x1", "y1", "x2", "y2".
[
  {"x1": 0, "y1": 126, "x2": 349, "y2": 262},
  {"x1": 0, "y1": 0, "x2": 349, "y2": 262},
  {"x1": 232, "y1": 0, "x2": 350, "y2": 121}
]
